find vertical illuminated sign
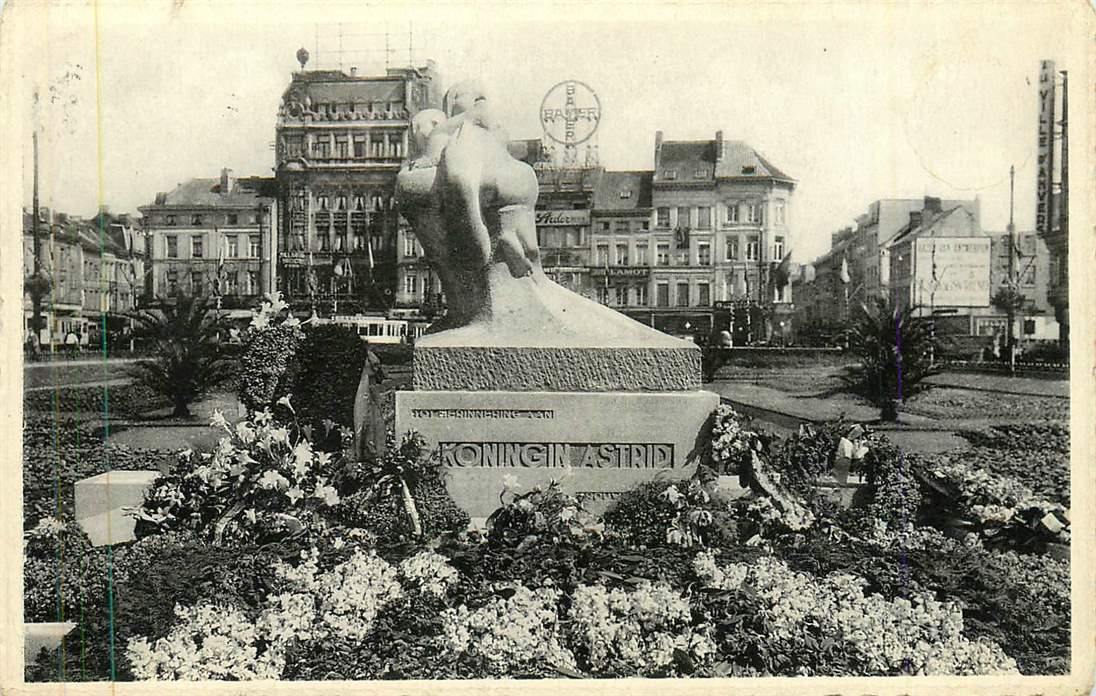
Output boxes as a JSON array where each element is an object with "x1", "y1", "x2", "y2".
[{"x1": 1035, "y1": 60, "x2": 1056, "y2": 238}]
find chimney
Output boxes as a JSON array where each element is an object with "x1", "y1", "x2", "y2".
[
  {"x1": 908, "y1": 211, "x2": 923, "y2": 229},
  {"x1": 654, "y1": 130, "x2": 664, "y2": 170},
  {"x1": 923, "y1": 196, "x2": 941, "y2": 213},
  {"x1": 220, "y1": 168, "x2": 234, "y2": 195},
  {"x1": 715, "y1": 130, "x2": 724, "y2": 161}
]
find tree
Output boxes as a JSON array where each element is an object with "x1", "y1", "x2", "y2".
[
  {"x1": 843, "y1": 296, "x2": 938, "y2": 421},
  {"x1": 127, "y1": 294, "x2": 235, "y2": 417}
]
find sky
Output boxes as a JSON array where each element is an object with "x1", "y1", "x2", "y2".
[{"x1": 12, "y1": 1, "x2": 1087, "y2": 263}]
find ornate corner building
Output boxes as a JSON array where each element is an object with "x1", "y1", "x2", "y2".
[{"x1": 273, "y1": 57, "x2": 443, "y2": 315}]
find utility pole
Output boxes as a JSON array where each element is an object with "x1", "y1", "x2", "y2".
[
  {"x1": 26, "y1": 128, "x2": 52, "y2": 353},
  {"x1": 1007, "y1": 164, "x2": 1017, "y2": 374}
]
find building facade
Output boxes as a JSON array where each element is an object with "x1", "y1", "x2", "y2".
[
  {"x1": 23, "y1": 207, "x2": 144, "y2": 346},
  {"x1": 648, "y1": 131, "x2": 796, "y2": 341},
  {"x1": 139, "y1": 170, "x2": 277, "y2": 310},
  {"x1": 273, "y1": 58, "x2": 442, "y2": 315}
]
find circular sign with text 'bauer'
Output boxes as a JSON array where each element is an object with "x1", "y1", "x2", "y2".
[{"x1": 539, "y1": 80, "x2": 601, "y2": 146}]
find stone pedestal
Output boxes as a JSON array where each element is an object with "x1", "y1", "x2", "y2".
[
  {"x1": 74, "y1": 470, "x2": 160, "y2": 546},
  {"x1": 396, "y1": 389, "x2": 718, "y2": 517},
  {"x1": 25, "y1": 622, "x2": 76, "y2": 666}
]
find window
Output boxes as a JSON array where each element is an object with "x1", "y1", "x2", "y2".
[
  {"x1": 247, "y1": 271, "x2": 259, "y2": 295},
  {"x1": 318, "y1": 195, "x2": 330, "y2": 211},
  {"x1": 676, "y1": 207, "x2": 690, "y2": 228},
  {"x1": 635, "y1": 284, "x2": 648, "y2": 306},
  {"x1": 775, "y1": 200, "x2": 786, "y2": 225},
  {"x1": 371, "y1": 138, "x2": 385, "y2": 158},
  {"x1": 391, "y1": 138, "x2": 403, "y2": 159},
  {"x1": 1048, "y1": 254, "x2": 1060, "y2": 287},
  {"x1": 676, "y1": 282, "x2": 690, "y2": 307},
  {"x1": 192, "y1": 214, "x2": 203, "y2": 225},
  {"x1": 405, "y1": 274, "x2": 418, "y2": 295},
  {"x1": 698, "y1": 242, "x2": 711, "y2": 266},
  {"x1": 597, "y1": 245, "x2": 609, "y2": 266},
  {"x1": 249, "y1": 235, "x2": 260, "y2": 257},
  {"x1": 192, "y1": 236, "x2": 203, "y2": 258},
  {"x1": 600, "y1": 221, "x2": 610, "y2": 231},
  {"x1": 227, "y1": 236, "x2": 239, "y2": 258},
  {"x1": 641, "y1": 220, "x2": 650, "y2": 230},
  {"x1": 774, "y1": 284, "x2": 787, "y2": 302},
  {"x1": 354, "y1": 137, "x2": 367, "y2": 158},
  {"x1": 697, "y1": 283, "x2": 710, "y2": 306},
  {"x1": 725, "y1": 203, "x2": 739, "y2": 223},
  {"x1": 166, "y1": 269, "x2": 178, "y2": 295},
  {"x1": 286, "y1": 136, "x2": 303, "y2": 157},
  {"x1": 663, "y1": 169, "x2": 677, "y2": 180},
  {"x1": 694, "y1": 169, "x2": 707, "y2": 179},
  {"x1": 335, "y1": 136, "x2": 349, "y2": 158},
  {"x1": 697, "y1": 206, "x2": 711, "y2": 229},
  {"x1": 657, "y1": 207, "x2": 670, "y2": 228},
  {"x1": 614, "y1": 285, "x2": 627, "y2": 306},
  {"x1": 318, "y1": 230, "x2": 330, "y2": 251},
  {"x1": 748, "y1": 203, "x2": 764, "y2": 224},
  {"x1": 191, "y1": 272, "x2": 203, "y2": 295},
  {"x1": 725, "y1": 238, "x2": 738, "y2": 261},
  {"x1": 1020, "y1": 262, "x2": 1036, "y2": 287},
  {"x1": 613, "y1": 220, "x2": 629, "y2": 234},
  {"x1": 656, "y1": 283, "x2": 669, "y2": 307},
  {"x1": 227, "y1": 213, "x2": 238, "y2": 225},
  {"x1": 597, "y1": 287, "x2": 609, "y2": 305},
  {"x1": 635, "y1": 243, "x2": 649, "y2": 266},
  {"x1": 314, "y1": 137, "x2": 329, "y2": 159},
  {"x1": 746, "y1": 236, "x2": 760, "y2": 261},
  {"x1": 404, "y1": 234, "x2": 418, "y2": 257},
  {"x1": 166, "y1": 236, "x2": 178, "y2": 258},
  {"x1": 619, "y1": 190, "x2": 632, "y2": 199},
  {"x1": 615, "y1": 245, "x2": 628, "y2": 265},
  {"x1": 224, "y1": 272, "x2": 238, "y2": 295},
  {"x1": 773, "y1": 236, "x2": 785, "y2": 260},
  {"x1": 657, "y1": 243, "x2": 670, "y2": 266}
]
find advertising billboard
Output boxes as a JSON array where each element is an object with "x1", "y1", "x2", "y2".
[{"x1": 914, "y1": 237, "x2": 991, "y2": 307}]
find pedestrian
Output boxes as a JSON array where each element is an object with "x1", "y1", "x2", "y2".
[
  {"x1": 353, "y1": 341, "x2": 387, "y2": 460},
  {"x1": 65, "y1": 330, "x2": 78, "y2": 354}
]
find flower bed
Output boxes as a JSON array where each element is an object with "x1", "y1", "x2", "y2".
[{"x1": 23, "y1": 307, "x2": 1071, "y2": 682}]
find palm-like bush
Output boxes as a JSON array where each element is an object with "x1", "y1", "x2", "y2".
[
  {"x1": 127, "y1": 294, "x2": 235, "y2": 417},
  {"x1": 843, "y1": 296, "x2": 937, "y2": 421}
]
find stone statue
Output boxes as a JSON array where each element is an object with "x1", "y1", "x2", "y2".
[{"x1": 396, "y1": 80, "x2": 689, "y2": 352}]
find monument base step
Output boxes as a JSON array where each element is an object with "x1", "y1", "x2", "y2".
[{"x1": 413, "y1": 345, "x2": 701, "y2": 392}]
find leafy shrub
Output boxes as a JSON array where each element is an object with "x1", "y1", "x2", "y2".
[
  {"x1": 958, "y1": 423, "x2": 1069, "y2": 505},
  {"x1": 486, "y1": 479, "x2": 603, "y2": 548},
  {"x1": 603, "y1": 478, "x2": 737, "y2": 549},
  {"x1": 23, "y1": 383, "x2": 168, "y2": 418},
  {"x1": 23, "y1": 516, "x2": 109, "y2": 624},
  {"x1": 236, "y1": 294, "x2": 304, "y2": 413},
  {"x1": 708, "y1": 404, "x2": 764, "y2": 475},
  {"x1": 22, "y1": 415, "x2": 173, "y2": 524},
  {"x1": 338, "y1": 432, "x2": 468, "y2": 540},
  {"x1": 282, "y1": 324, "x2": 370, "y2": 444}
]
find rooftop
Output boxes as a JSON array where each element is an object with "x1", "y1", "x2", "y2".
[
  {"x1": 592, "y1": 170, "x2": 653, "y2": 211},
  {"x1": 146, "y1": 176, "x2": 276, "y2": 209},
  {"x1": 655, "y1": 135, "x2": 793, "y2": 184}
]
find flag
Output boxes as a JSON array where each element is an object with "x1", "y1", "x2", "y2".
[
  {"x1": 735, "y1": 271, "x2": 747, "y2": 298},
  {"x1": 367, "y1": 238, "x2": 375, "y2": 271},
  {"x1": 839, "y1": 256, "x2": 850, "y2": 284},
  {"x1": 772, "y1": 251, "x2": 793, "y2": 288}
]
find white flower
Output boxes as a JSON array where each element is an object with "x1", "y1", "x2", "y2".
[
  {"x1": 235, "y1": 421, "x2": 256, "y2": 444},
  {"x1": 283, "y1": 315, "x2": 300, "y2": 328},
  {"x1": 314, "y1": 484, "x2": 340, "y2": 506},
  {"x1": 285, "y1": 487, "x2": 304, "y2": 504},
  {"x1": 277, "y1": 394, "x2": 295, "y2": 413},
  {"x1": 258, "y1": 470, "x2": 289, "y2": 491},
  {"x1": 270, "y1": 427, "x2": 290, "y2": 445},
  {"x1": 501, "y1": 473, "x2": 520, "y2": 490},
  {"x1": 250, "y1": 313, "x2": 270, "y2": 330},
  {"x1": 210, "y1": 410, "x2": 229, "y2": 430}
]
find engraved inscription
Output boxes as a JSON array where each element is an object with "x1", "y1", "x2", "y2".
[{"x1": 439, "y1": 442, "x2": 675, "y2": 468}]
